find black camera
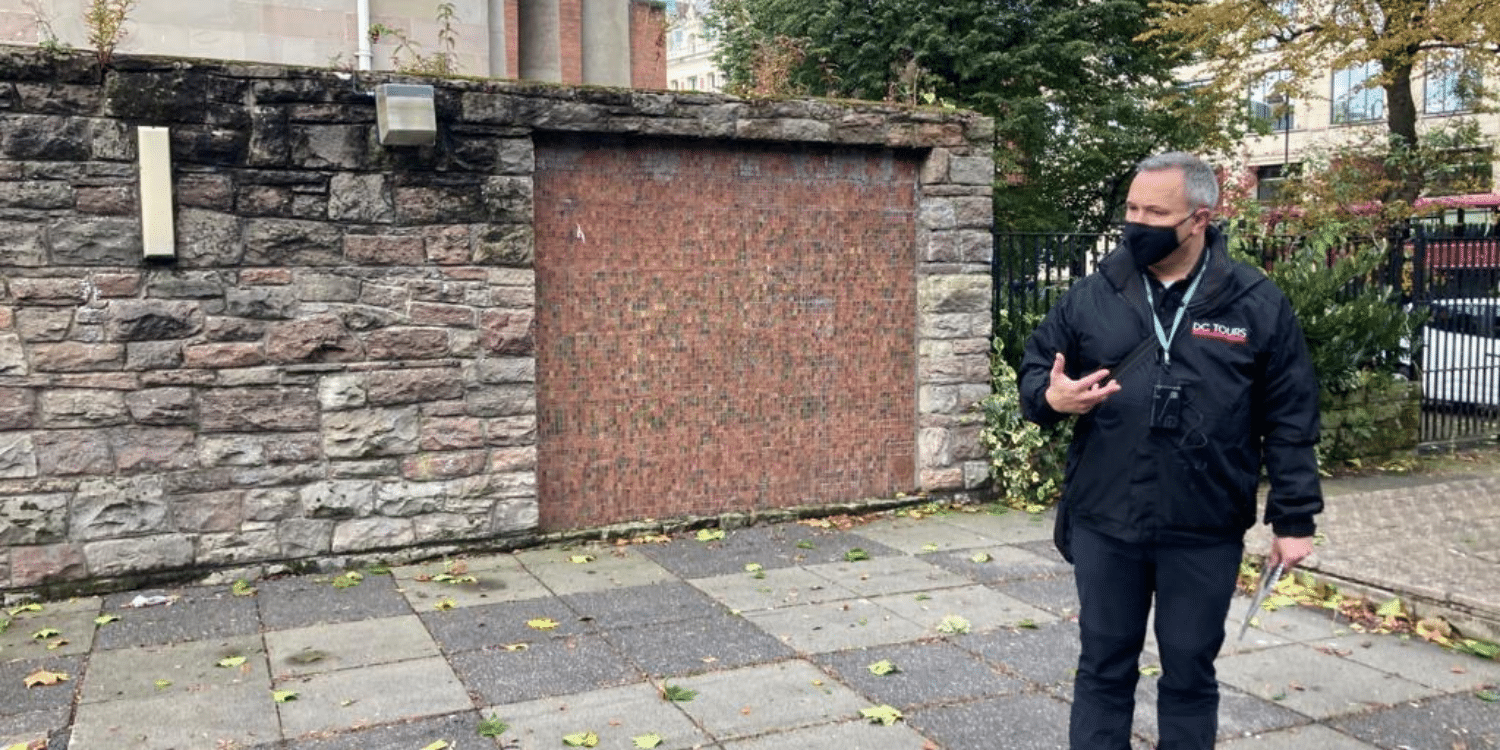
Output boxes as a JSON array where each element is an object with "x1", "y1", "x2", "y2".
[{"x1": 1151, "y1": 383, "x2": 1183, "y2": 432}]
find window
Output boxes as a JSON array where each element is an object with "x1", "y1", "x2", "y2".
[
  {"x1": 1332, "y1": 61, "x2": 1385, "y2": 124},
  {"x1": 1426, "y1": 53, "x2": 1478, "y2": 115},
  {"x1": 1254, "y1": 0, "x2": 1297, "y2": 51},
  {"x1": 1249, "y1": 71, "x2": 1294, "y2": 131},
  {"x1": 1256, "y1": 163, "x2": 1298, "y2": 202}
]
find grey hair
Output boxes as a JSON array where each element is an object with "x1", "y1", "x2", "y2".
[{"x1": 1136, "y1": 152, "x2": 1219, "y2": 213}]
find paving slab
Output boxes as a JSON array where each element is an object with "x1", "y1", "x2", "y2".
[
  {"x1": 448, "y1": 633, "x2": 642, "y2": 705},
  {"x1": 80, "y1": 634, "x2": 268, "y2": 703},
  {"x1": 667, "y1": 660, "x2": 871, "y2": 741},
  {"x1": 95, "y1": 586, "x2": 260, "y2": 649},
  {"x1": 718, "y1": 717, "x2": 935, "y2": 750},
  {"x1": 0, "y1": 654, "x2": 84, "y2": 721},
  {"x1": 485, "y1": 681, "x2": 711, "y2": 750},
  {"x1": 847, "y1": 515, "x2": 1001, "y2": 554},
  {"x1": 1328, "y1": 692, "x2": 1500, "y2": 750},
  {"x1": 69, "y1": 678, "x2": 280, "y2": 750},
  {"x1": 933, "y1": 507, "x2": 1056, "y2": 545},
  {"x1": 812, "y1": 640, "x2": 1026, "y2": 709},
  {"x1": 515, "y1": 545, "x2": 677, "y2": 596},
  {"x1": 742, "y1": 598, "x2": 928, "y2": 654},
  {"x1": 0, "y1": 597, "x2": 101, "y2": 661},
  {"x1": 1217, "y1": 723, "x2": 1380, "y2": 749},
  {"x1": 606, "y1": 612, "x2": 795, "y2": 678},
  {"x1": 871, "y1": 584, "x2": 1059, "y2": 634},
  {"x1": 257, "y1": 573, "x2": 413, "y2": 630},
  {"x1": 0, "y1": 709, "x2": 68, "y2": 750},
  {"x1": 1128, "y1": 678, "x2": 1312, "y2": 745},
  {"x1": 688, "y1": 566, "x2": 857, "y2": 612},
  {"x1": 907, "y1": 693, "x2": 1071, "y2": 750},
  {"x1": 991, "y1": 575, "x2": 1081, "y2": 619},
  {"x1": 1313, "y1": 632, "x2": 1500, "y2": 692},
  {"x1": 1215, "y1": 643, "x2": 1442, "y2": 720},
  {"x1": 802, "y1": 555, "x2": 972, "y2": 598},
  {"x1": 265, "y1": 615, "x2": 440, "y2": 678},
  {"x1": 640, "y1": 525, "x2": 889, "y2": 578},
  {"x1": 391, "y1": 553, "x2": 552, "y2": 608},
  {"x1": 281, "y1": 710, "x2": 488, "y2": 750},
  {"x1": 562, "y1": 581, "x2": 728, "y2": 628},
  {"x1": 956, "y1": 619, "x2": 1081, "y2": 687},
  {"x1": 420, "y1": 596, "x2": 594, "y2": 653},
  {"x1": 926, "y1": 544, "x2": 1073, "y2": 584},
  {"x1": 273, "y1": 655, "x2": 473, "y2": 738}
]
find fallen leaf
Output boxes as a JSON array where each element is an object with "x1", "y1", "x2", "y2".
[
  {"x1": 231, "y1": 579, "x2": 257, "y2": 597},
  {"x1": 45, "y1": 639, "x2": 68, "y2": 651},
  {"x1": 662, "y1": 683, "x2": 697, "y2": 702},
  {"x1": 920, "y1": 543, "x2": 940, "y2": 554},
  {"x1": 562, "y1": 730, "x2": 599, "y2": 747},
  {"x1": 332, "y1": 571, "x2": 363, "y2": 589},
  {"x1": 569, "y1": 555, "x2": 596, "y2": 564},
  {"x1": 868, "y1": 660, "x2": 900, "y2": 676},
  {"x1": 31, "y1": 628, "x2": 60, "y2": 640},
  {"x1": 1476, "y1": 689, "x2": 1498, "y2": 702},
  {"x1": 936, "y1": 615, "x2": 970, "y2": 635},
  {"x1": 844, "y1": 548, "x2": 871, "y2": 562},
  {"x1": 632, "y1": 733, "x2": 663, "y2": 748},
  {"x1": 696, "y1": 529, "x2": 725, "y2": 542},
  {"x1": 502, "y1": 642, "x2": 530, "y2": 652},
  {"x1": 432, "y1": 574, "x2": 478, "y2": 585},
  {"x1": 860, "y1": 705, "x2": 903, "y2": 726},
  {"x1": 1, "y1": 740, "x2": 46, "y2": 750},
  {"x1": 272, "y1": 690, "x2": 298, "y2": 703},
  {"x1": 969, "y1": 552, "x2": 993, "y2": 563},
  {"x1": 434, "y1": 598, "x2": 457, "y2": 611},
  {"x1": 8, "y1": 603, "x2": 43, "y2": 616},
  {"x1": 477, "y1": 714, "x2": 509, "y2": 737},
  {"x1": 527, "y1": 618, "x2": 560, "y2": 631},
  {"x1": 94, "y1": 615, "x2": 120, "y2": 626},
  {"x1": 154, "y1": 679, "x2": 172, "y2": 690},
  {"x1": 418, "y1": 741, "x2": 450, "y2": 750},
  {"x1": 216, "y1": 656, "x2": 247, "y2": 668},
  {"x1": 23, "y1": 670, "x2": 69, "y2": 688}
]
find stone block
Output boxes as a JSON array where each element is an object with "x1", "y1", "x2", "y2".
[
  {"x1": 490, "y1": 497, "x2": 540, "y2": 533},
  {"x1": 33, "y1": 430, "x2": 113, "y2": 475},
  {"x1": 0, "y1": 492, "x2": 67, "y2": 544},
  {"x1": 85, "y1": 534, "x2": 194, "y2": 577},
  {"x1": 265, "y1": 314, "x2": 363, "y2": 363},
  {"x1": 30, "y1": 342, "x2": 124, "y2": 372},
  {"x1": 0, "y1": 387, "x2": 35, "y2": 429},
  {"x1": 366, "y1": 367, "x2": 463, "y2": 405},
  {"x1": 949, "y1": 156, "x2": 994, "y2": 185},
  {"x1": 9, "y1": 543, "x2": 88, "y2": 587},
  {"x1": 70, "y1": 476, "x2": 170, "y2": 540},
  {"x1": 0, "y1": 220, "x2": 46, "y2": 266},
  {"x1": 470, "y1": 357, "x2": 535, "y2": 384},
  {"x1": 0, "y1": 433, "x2": 36, "y2": 479},
  {"x1": 329, "y1": 173, "x2": 394, "y2": 223},
  {"x1": 919, "y1": 427, "x2": 952, "y2": 468},
  {"x1": 0, "y1": 181, "x2": 73, "y2": 211},
  {"x1": 423, "y1": 225, "x2": 472, "y2": 265},
  {"x1": 920, "y1": 198, "x2": 957, "y2": 231},
  {"x1": 106, "y1": 299, "x2": 204, "y2": 341},
  {"x1": 110, "y1": 427, "x2": 197, "y2": 472},
  {"x1": 345, "y1": 233, "x2": 425, "y2": 265},
  {"x1": 183, "y1": 342, "x2": 267, "y2": 369},
  {"x1": 920, "y1": 466, "x2": 964, "y2": 490},
  {"x1": 91, "y1": 272, "x2": 141, "y2": 297},
  {"x1": 292, "y1": 123, "x2": 371, "y2": 170},
  {"x1": 176, "y1": 208, "x2": 246, "y2": 265},
  {"x1": 322, "y1": 407, "x2": 419, "y2": 458},
  {"x1": 16, "y1": 308, "x2": 72, "y2": 342},
  {"x1": 919, "y1": 275, "x2": 993, "y2": 315},
  {"x1": 482, "y1": 176, "x2": 533, "y2": 223},
  {"x1": 410, "y1": 301, "x2": 475, "y2": 328},
  {"x1": 374, "y1": 480, "x2": 447, "y2": 517},
  {"x1": 245, "y1": 488, "x2": 299, "y2": 522},
  {"x1": 920, "y1": 312, "x2": 991, "y2": 340},
  {"x1": 126, "y1": 387, "x2": 195, "y2": 425},
  {"x1": 198, "y1": 530, "x2": 278, "y2": 566},
  {"x1": 414, "y1": 513, "x2": 487, "y2": 540},
  {"x1": 365, "y1": 327, "x2": 450, "y2": 360},
  {"x1": 474, "y1": 223, "x2": 534, "y2": 266},
  {"x1": 173, "y1": 491, "x2": 246, "y2": 533},
  {"x1": 199, "y1": 387, "x2": 319, "y2": 432},
  {"x1": 920, "y1": 148, "x2": 951, "y2": 184},
  {"x1": 479, "y1": 309, "x2": 534, "y2": 355},
  {"x1": 466, "y1": 384, "x2": 536, "y2": 418},
  {"x1": 126, "y1": 341, "x2": 186, "y2": 370},
  {"x1": 40, "y1": 389, "x2": 129, "y2": 428},
  {"x1": 225, "y1": 286, "x2": 299, "y2": 319},
  {"x1": 278, "y1": 518, "x2": 334, "y2": 557},
  {"x1": 292, "y1": 272, "x2": 361, "y2": 302},
  {"x1": 486, "y1": 415, "x2": 537, "y2": 446},
  {"x1": 401, "y1": 450, "x2": 489, "y2": 481},
  {"x1": 0, "y1": 333, "x2": 24, "y2": 376},
  {"x1": 243, "y1": 218, "x2": 342, "y2": 266},
  {"x1": 9, "y1": 277, "x2": 85, "y2": 306},
  {"x1": 318, "y1": 373, "x2": 367, "y2": 410},
  {"x1": 419, "y1": 416, "x2": 485, "y2": 451},
  {"x1": 178, "y1": 173, "x2": 234, "y2": 209},
  {"x1": 299, "y1": 480, "x2": 377, "y2": 518},
  {"x1": 489, "y1": 446, "x2": 537, "y2": 472},
  {"x1": 47, "y1": 216, "x2": 141, "y2": 264},
  {"x1": 145, "y1": 268, "x2": 232, "y2": 299},
  {"x1": 331, "y1": 517, "x2": 415, "y2": 553}
]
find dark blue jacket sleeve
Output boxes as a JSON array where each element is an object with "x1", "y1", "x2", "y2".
[
  {"x1": 1019, "y1": 297, "x2": 1074, "y2": 429},
  {"x1": 1257, "y1": 292, "x2": 1324, "y2": 537}
]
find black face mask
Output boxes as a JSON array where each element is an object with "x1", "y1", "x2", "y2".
[{"x1": 1123, "y1": 214, "x2": 1194, "y2": 271}]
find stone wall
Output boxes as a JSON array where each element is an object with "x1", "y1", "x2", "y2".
[
  {"x1": 1320, "y1": 374, "x2": 1422, "y2": 463},
  {"x1": 0, "y1": 46, "x2": 994, "y2": 590}
]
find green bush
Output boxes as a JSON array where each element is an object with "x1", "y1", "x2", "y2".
[{"x1": 978, "y1": 339, "x2": 1072, "y2": 509}]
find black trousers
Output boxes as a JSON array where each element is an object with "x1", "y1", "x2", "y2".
[{"x1": 1069, "y1": 525, "x2": 1243, "y2": 750}]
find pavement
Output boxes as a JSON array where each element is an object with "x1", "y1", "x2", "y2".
[{"x1": 1, "y1": 468, "x2": 1499, "y2": 750}]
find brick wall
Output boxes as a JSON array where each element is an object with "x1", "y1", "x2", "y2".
[
  {"x1": 558, "y1": 0, "x2": 584, "y2": 84},
  {"x1": 534, "y1": 136, "x2": 919, "y2": 530},
  {"x1": 0, "y1": 45, "x2": 993, "y2": 591},
  {"x1": 506, "y1": 0, "x2": 521, "y2": 81},
  {"x1": 629, "y1": 0, "x2": 667, "y2": 90}
]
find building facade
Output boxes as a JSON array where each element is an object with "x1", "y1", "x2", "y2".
[
  {"x1": 0, "y1": 0, "x2": 667, "y2": 88},
  {"x1": 664, "y1": 0, "x2": 722, "y2": 93}
]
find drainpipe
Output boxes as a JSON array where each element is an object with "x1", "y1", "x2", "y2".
[{"x1": 357, "y1": 0, "x2": 373, "y2": 71}]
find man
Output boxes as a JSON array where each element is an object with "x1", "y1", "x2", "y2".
[{"x1": 1019, "y1": 152, "x2": 1323, "y2": 749}]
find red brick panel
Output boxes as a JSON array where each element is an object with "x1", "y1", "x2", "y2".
[
  {"x1": 558, "y1": 0, "x2": 583, "y2": 84},
  {"x1": 629, "y1": 0, "x2": 666, "y2": 89},
  {"x1": 506, "y1": 0, "x2": 520, "y2": 79},
  {"x1": 534, "y1": 136, "x2": 919, "y2": 531}
]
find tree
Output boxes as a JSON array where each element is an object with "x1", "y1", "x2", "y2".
[
  {"x1": 1149, "y1": 0, "x2": 1500, "y2": 204},
  {"x1": 706, "y1": 0, "x2": 1233, "y2": 231}
]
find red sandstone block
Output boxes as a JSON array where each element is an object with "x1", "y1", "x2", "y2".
[
  {"x1": 30, "y1": 342, "x2": 124, "y2": 372},
  {"x1": 0, "y1": 307, "x2": 12, "y2": 328},
  {"x1": 240, "y1": 268, "x2": 294, "y2": 285},
  {"x1": 410, "y1": 302, "x2": 476, "y2": 328},
  {"x1": 183, "y1": 342, "x2": 267, "y2": 369},
  {"x1": 365, "y1": 327, "x2": 450, "y2": 360},
  {"x1": 401, "y1": 450, "x2": 489, "y2": 481},
  {"x1": 90, "y1": 273, "x2": 140, "y2": 297},
  {"x1": 10, "y1": 543, "x2": 87, "y2": 587},
  {"x1": 345, "y1": 234, "x2": 425, "y2": 265},
  {"x1": 420, "y1": 416, "x2": 486, "y2": 450}
]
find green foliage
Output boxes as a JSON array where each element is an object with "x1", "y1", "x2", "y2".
[
  {"x1": 706, "y1": 0, "x2": 1233, "y2": 232},
  {"x1": 370, "y1": 2, "x2": 461, "y2": 76},
  {"x1": 83, "y1": 0, "x2": 134, "y2": 68},
  {"x1": 979, "y1": 345, "x2": 1072, "y2": 509},
  {"x1": 477, "y1": 714, "x2": 509, "y2": 738}
]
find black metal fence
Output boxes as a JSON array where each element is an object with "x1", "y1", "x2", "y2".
[{"x1": 992, "y1": 225, "x2": 1500, "y2": 448}]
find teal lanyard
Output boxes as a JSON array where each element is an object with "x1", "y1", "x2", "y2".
[{"x1": 1141, "y1": 268, "x2": 1204, "y2": 368}]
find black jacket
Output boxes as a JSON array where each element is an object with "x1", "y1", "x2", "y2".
[{"x1": 1020, "y1": 226, "x2": 1322, "y2": 545}]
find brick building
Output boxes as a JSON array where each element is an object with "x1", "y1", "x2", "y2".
[{"x1": 0, "y1": 0, "x2": 667, "y2": 88}]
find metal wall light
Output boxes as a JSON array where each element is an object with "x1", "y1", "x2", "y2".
[
  {"x1": 137, "y1": 126, "x2": 175, "y2": 259},
  {"x1": 376, "y1": 83, "x2": 437, "y2": 146}
]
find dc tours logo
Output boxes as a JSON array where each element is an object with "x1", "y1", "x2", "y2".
[{"x1": 1191, "y1": 321, "x2": 1249, "y2": 344}]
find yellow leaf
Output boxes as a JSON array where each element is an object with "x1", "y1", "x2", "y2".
[
  {"x1": 1375, "y1": 597, "x2": 1405, "y2": 619},
  {"x1": 94, "y1": 614, "x2": 120, "y2": 626},
  {"x1": 272, "y1": 690, "x2": 298, "y2": 703},
  {"x1": 154, "y1": 679, "x2": 172, "y2": 690},
  {"x1": 217, "y1": 656, "x2": 248, "y2": 668},
  {"x1": 8, "y1": 603, "x2": 42, "y2": 617},
  {"x1": 860, "y1": 705, "x2": 903, "y2": 726},
  {"x1": 23, "y1": 669, "x2": 69, "y2": 688},
  {"x1": 562, "y1": 730, "x2": 599, "y2": 747},
  {"x1": 31, "y1": 628, "x2": 60, "y2": 640},
  {"x1": 569, "y1": 555, "x2": 596, "y2": 564},
  {"x1": 502, "y1": 642, "x2": 530, "y2": 651},
  {"x1": 419, "y1": 742, "x2": 450, "y2": 750},
  {"x1": 632, "y1": 734, "x2": 663, "y2": 749},
  {"x1": 696, "y1": 529, "x2": 725, "y2": 542},
  {"x1": 45, "y1": 639, "x2": 68, "y2": 651},
  {"x1": 434, "y1": 598, "x2": 457, "y2": 611},
  {"x1": 527, "y1": 618, "x2": 560, "y2": 631}
]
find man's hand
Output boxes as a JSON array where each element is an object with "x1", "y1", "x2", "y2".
[
  {"x1": 1044, "y1": 353, "x2": 1122, "y2": 415},
  {"x1": 1268, "y1": 535, "x2": 1315, "y2": 571}
]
